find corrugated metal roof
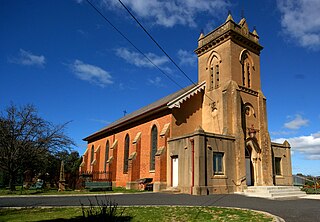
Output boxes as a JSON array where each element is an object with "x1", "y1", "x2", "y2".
[{"x1": 83, "y1": 84, "x2": 196, "y2": 141}]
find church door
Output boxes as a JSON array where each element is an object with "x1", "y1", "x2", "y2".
[
  {"x1": 245, "y1": 147, "x2": 254, "y2": 186},
  {"x1": 172, "y1": 157, "x2": 179, "y2": 187}
]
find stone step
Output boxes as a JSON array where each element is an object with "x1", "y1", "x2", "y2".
[
  {"x1": 271, "y1": 193, "x2": 307, "y2": 200},
  {"x1": 243, "y1": 186, "x2": 306, "y2": 200},
  {"x1": 245, "y1": 188, "x2": 300, "y2": 194},
  {"x1": 161, "y1": 187, "x2": 181, "y2": 193},
  {"x1": 246, "y1": 186, "x2": 300, "y2": 191},
  {"x1": 271, "y1": 192, "x2": 306, "y2": 197}
]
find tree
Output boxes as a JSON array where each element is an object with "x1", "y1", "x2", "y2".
[
  {"x1": 0, "y1": 104, "x2": 74, "y2": 190},
  {"x1": 44, "y1": 150, "x2": 82, "y2": 189}
]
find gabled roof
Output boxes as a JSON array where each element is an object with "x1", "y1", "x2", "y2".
[
  {"x1": 83, "y1": 83, "x2": 205, "y2": 141},
  {"x1": 167, "y1": 82, "x2": 206, "y2": 108}
]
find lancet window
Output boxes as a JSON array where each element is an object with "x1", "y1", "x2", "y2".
[
  {"x1": 90, "y1": 145, "x2": 94, "y2": 164},
  {"x1": 104, "y1": 140, "x2": 109, "y2": 171},
  {"x1": 209, "y1": 58, "x2": 220, "y2": 90},
  {"x1": 240, "y1": 51, "x2": 253, "y2": 88},
  {"x1": 150, "y1": 125, "x2": 158, "y2": 171},
  {"x1": 123, "y1": 134, "x2": 130, "y2": 173}
]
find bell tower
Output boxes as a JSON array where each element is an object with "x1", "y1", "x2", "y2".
[{"x1": 195, "y1": 13, "x2": 274, "y2": 187}]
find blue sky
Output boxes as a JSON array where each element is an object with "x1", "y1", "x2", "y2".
[{"x1": 1, "y1": 0, "x2": 319, "y2": 176}]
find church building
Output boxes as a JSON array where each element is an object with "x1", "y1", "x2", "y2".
[{"x1": 80, "y1": 14, "x2": 293, "y2": 195}]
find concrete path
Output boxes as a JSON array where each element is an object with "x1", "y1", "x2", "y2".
[{"x1": 0, "y1": 193, "x2": 319, "y2": 222}]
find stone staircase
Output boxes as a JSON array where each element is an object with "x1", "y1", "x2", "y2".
[
  {"x1": 243, "y1": 186, "x2": 306, "y2": 200},
  {"x1": 161, "y1": 187, "x2": 181, "y2": 193}
]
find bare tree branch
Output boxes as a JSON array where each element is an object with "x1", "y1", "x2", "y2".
[{"x1": 0, "y1": 103, "x2": 74, "y2": 190}]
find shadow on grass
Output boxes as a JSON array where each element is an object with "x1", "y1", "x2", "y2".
[{"x1": 37, "y1": 196, "x2": 133, "y2": 222}]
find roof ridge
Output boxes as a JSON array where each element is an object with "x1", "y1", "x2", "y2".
[{"x1": 83, "y1": 84, "x2": 196, "y2": 141}]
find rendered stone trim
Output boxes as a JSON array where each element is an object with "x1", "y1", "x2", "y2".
[
  {"x1": 195, "y1": 18, "x2": 263, "y2": 56},
  {"x1": 239, "y1": 85, "x2": 258, "y2": 96},
  {"x1": 83, "y1": 148, "x2": 88, "y2": 156},
  {"x1": 128, "y1": 152, "x2": 137, "y2": 160},
  {"x1": 95, "y1": 145, "x2": 100, "y2": 153},
  {"x1": 132, "y1": 132, "x2": 141, "y2": 144},
  {"x1": 111, "y1": 140, "x2": 118, "y2": 149},
  {"x1": 271, "y1": 141, "x2": 291, "y2": 149},
  {"x1": 107, "y1": 156, "x2": 113, "y2": 163},
  {"x1": 160, "y1": 123, "x2": 170, "y2": 137},
  {"x1": 155, "y1": 146, "x2": 165, "y2": 156},
  {"x1": 168, "y1": 130, "x2": 235, "y2": 142}
]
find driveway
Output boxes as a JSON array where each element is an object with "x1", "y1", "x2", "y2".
[{"x1": 0, "y1": 193, "x2": 319, "y2": 222}]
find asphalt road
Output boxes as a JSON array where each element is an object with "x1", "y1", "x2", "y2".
[{"x1": 0, "y1": 193, "x2": 319, "y2": 222}]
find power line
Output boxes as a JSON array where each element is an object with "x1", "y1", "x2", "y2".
[
  {"x1": 118, "y1": 0, "x2": 197, "y2": 86},
  {"x1": 117, "y1": 0, "x2": 215, "y2": 103},
  {"x1": 86, "y1": 0, "x2": 214, "y2": 104},
  {"x1": 85, "y1": 0, "x2": 185, "y2": 90}
]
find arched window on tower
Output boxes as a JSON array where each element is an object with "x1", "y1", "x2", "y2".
[
  {"x1": 215, "y1": 64, "x2": 220, "y2": 89},
  {"x1": 123, "y1": 134, "x2": 130, "y2": 173},
  {"x1": 240, "y1": 50, "x2": 253, "y2": 88},
  {"x1": 104, "y1": 140, "x2": 109, "y2": 171},
  {"x1": 150, "y1": 125, "x2": 158, "y2": 171},
  {"x1": 209, "y1": 57, "x2": 220, "y2": 90}
]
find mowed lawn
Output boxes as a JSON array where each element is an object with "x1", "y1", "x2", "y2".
[
  {"x1": 0, "y1": 187, "x2": 146, "y2": 196},
  {"x1": 0, "y1": 206, "x2": 273, "y2": 222}
]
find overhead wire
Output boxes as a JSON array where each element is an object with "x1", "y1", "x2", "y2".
[
  {"x1": 117, "y1": 0, "x2": 215, "y2": 103},
  {"x1": 118, "y1": 0, "x2": 197, "y2": 86},
  {"x1": 85, "y1": 0, "x2": 185, "y2": 90},
  {"x1": 85, "y1": 0, "x2": 215, "y2": 104}
]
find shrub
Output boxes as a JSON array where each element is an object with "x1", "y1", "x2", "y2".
[{"x1": 80, "y1": 196, "x2": 131, "y2": 221}]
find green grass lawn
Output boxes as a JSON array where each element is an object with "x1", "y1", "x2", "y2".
[
  {"x1": 0, "y1": 206, "x2": 273, "y2": 222},
  {"x1": 0, "y1": 186, "x2": 145, "y2": 196}
]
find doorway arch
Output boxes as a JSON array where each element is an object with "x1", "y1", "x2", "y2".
[{"x1": 245, "y1": 146, "x2": 254, "y2": 186}]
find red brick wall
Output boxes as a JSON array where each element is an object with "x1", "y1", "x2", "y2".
[{"x1": 83, "y1": 113, "x2": 172, "y2": 187}]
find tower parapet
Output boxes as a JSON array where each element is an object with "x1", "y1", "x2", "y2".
[{"x1": 195, "y1": 14, "x2": 263, "y2": 56}]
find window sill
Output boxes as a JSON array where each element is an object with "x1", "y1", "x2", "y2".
[
  {"x1": 275, "y1": 175, "x2": 284, "y2": 179},
  {"x1": 149, "y1": 170, "x2": 155, "y2": 173},
  {"x1": 212, "y1": 175, "x2": 227, "y2": 179}
]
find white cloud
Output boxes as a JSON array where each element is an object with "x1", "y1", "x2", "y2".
[
  {"x1": 115, "y1": 47, "x2": 170, "y2": 69},
  {"x1": 90, "y1": 118, "x2": 110, "y2": 124},
  {"x1": 101, "y1": 0, "x2": 229, "y2": 28},
  {"x1": 284, "y1": 114, "x2": 309, "y2": 130},
  {"x1": 177, "y1": 49, "x2": 196, "y2": 66},
  {"x1": 70, "y1": 60, "x2": 113, "y2": 87},
  {"x1": 277, "y1": 0, "x2": 320, "y2": 49},
  {"x1": 148, "y1": 76, "x2": 164, "y2": 87},
  {"x1": 274, "y1": 132, "x2": 320, "y2": 160},
  {"x1": 271, "y1": 130, "x2": 297, "y2": 136},
  {"x1": 10, "y1": 49, "x2": 46, "y2": 67}
]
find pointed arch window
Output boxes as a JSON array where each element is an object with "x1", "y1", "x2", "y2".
[
  {"x1": 104, "y1": 140, "x2": 109, "y2": 171},
  {"x1": 123, "y1": 134, "x2": 130, "y2": 173},
  {"x1": 90, "y1": 145, "x2": 95, "y2": 164},
  {"x1": 150, "y1": 125, "x2": 158, "y2": 171},
  {"x1": 240, "y1": 51, "x2": 253, "y2": 88},
  {"x1": 215, "y1": 64, "x2": 220, "y2": 88},
  {"x1": 209, "y1": 58, "x2": 220, "y2": 90}
]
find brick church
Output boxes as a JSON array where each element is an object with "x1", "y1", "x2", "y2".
[{"x1": 80, "y1": 14, "x2": 293, "y2": 195}]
